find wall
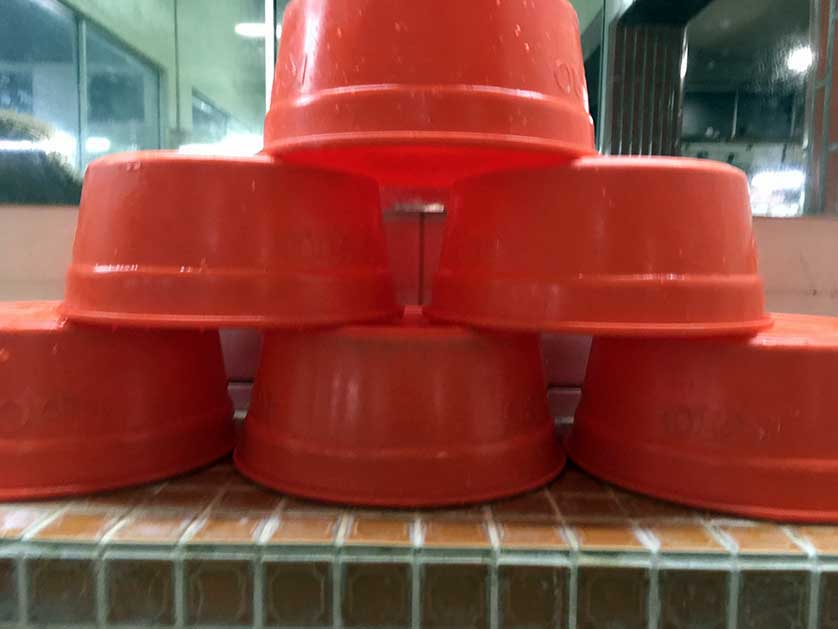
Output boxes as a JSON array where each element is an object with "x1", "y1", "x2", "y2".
[{"x1": 61, "y1": 0, "x2": 265, "y2": 143}]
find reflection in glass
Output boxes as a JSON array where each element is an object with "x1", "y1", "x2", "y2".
[
  {"x1": 176, "y1": 0, "x2": 266, "y2": 156},
  {"x1": 83, "y1": 24, "x2": 161, "y2": 169},
  {"x1": 682, "y1": 0, "x2": 811, "y2": 216},
  {"x1": 0, "y1": 0, "x2": 81, "y2": 203}
]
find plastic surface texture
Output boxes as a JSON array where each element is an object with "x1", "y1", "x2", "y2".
[
  {"x1": 427, "y1": 157, "x2": 770, "y2": 336},
  {"x1": 63, "y1": 152, "x2": 400, "y2": 328},
  {"x1": 263, "y1": 0, "x2": 596, "y2": 185},
  {"x1": 568, "y1": 314, "x2": 838, "y2": 522},
  {"x1": 0, "y1": 302, "x2": 234, "y2": 500},
  {"x1": 236, "y1": 309, "x2": 565, "y2": 506}
]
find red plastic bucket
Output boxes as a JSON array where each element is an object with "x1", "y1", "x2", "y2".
[
  {"x1": 0, "y1": 302, "x2": 234, "y2": 500},
  {"x1": 235, "y1": 308, "x2": 564, "y2": 506},
  {"x1": 63, "y1": 152, "x2": 400, "y2": 328},
  {"x1": 427, "y1": 157, "x2": 770, "y2": 336},
  {"x1": 264, "y1": 0, "x2": 595, "y2": 185},
  {"x1": 568, "y1": 314, "x2": 838, "y2": 522}
]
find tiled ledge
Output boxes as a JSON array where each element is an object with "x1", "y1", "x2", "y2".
[{"x1": 0, "y1": 461, "x2": 835, "y2": 628}]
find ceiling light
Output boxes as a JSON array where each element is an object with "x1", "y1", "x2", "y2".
[
  {"x1": 85, "y1": 136, "x2": 111, "y2": 154},
  {"x1": 235, "y1": 22, "x2": 268, "y2": 38},
  {"x1": 786, "y1": 46, "x2": 814, "y2": 74}
]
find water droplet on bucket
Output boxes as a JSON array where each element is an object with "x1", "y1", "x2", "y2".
[{"x1": 513, "y1": 24, "x2": 522, "y2": 37}]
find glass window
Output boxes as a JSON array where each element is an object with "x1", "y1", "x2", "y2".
[
  {"x1": 0, "y1": 0, "x2": 81, "y2": 204},
  {"x1": 82, "y1": 23, "x2": 161, "y2": 168},
  {"x1": 176, "y1": 0, "x2": 266, "y2": 155},
  {"x1": 682, "y1": 0, "x2": 811, "y2": 216}
]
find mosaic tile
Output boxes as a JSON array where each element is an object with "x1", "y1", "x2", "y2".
[
  {"x1": 719, "y1": 524, "x2": 805, "y2": 555},
  {"x1": 659, "y1": 569, "x2": 728, "y2": 629},
  {"x1": 32, "y1": 511, "x2": 118, "y2": 543},
  {"x1": 572, "y1": 522, "x2": 646, "y2": 552},
  {"x1": 497, "y1": 521, "x2": 568, "y2": 550},
  {"x1": 28, "y1": 558, "x2": 96, "y2": 624},
  {"x1": 107, "y1": 559, "x2": 175, "y2": 625},
  {"x1": 651, "y1": 523, "x2": 727, "y2": 554},
  {"x1": 264, "y1": 561, "x2": 332, "y2": 627},
  {"x1": 185, "y1": 559, "x2": 254, "y2": 626},
  {"x1": 738, "y1": 570, "x2": 809, "y2": 629},
  {"x1": 187, "y1": 515, "x2": 264, "y2": 545},
  {"x1": 345, "y1": 516, "x2": 412, "y2": 547},
  {"x1": 422, "y1": 563, "x2": 488, "y2": 629},
  {"x1": 577, "y1": 566, "x2": 649, "y2": 629},
  {"x1": 343, "y1": 562, "x2": 411, "y2": 628},
  {"x1": 110, "y1": 514, "x2": 195, "y2": 545},
  {"x1": 491, "y1": 491, "x2": 557, "y2": 521},
  {"x1": 499, "y1": 565, "x2": 567, "y2": 628},
  {"x1": 422, "y1": 520, "x2": 491, "y2": 548},
  {"x1": 0, "y1": 559, "x2": 16, "y2": 623},
  {"x1": 267, "y1": 515, "x2": 338, "y2": 546}
]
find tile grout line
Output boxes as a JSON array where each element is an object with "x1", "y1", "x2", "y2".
[
  {"x1": 704, "y1": 522, "x2": 739, "y2": 629},
  {"x1": 544, "y1": 488, "x2": 579, "y2": 629},
  {"x1": 483, "y1": 505, "x2": 501, "y2": 629},
  {"x1": 172, "y1": 485, "x2": 227, "y2": 628},
  {"x1": 411, "y1": 513, "x2": 424, "y2": 629},
  {"x1": 632, "y1": 524, "x2": 661, "y2": 629},
  {"x1": 253, "y1": 497, "x2": 287, "y2": 629},
  {"x1": 332, "y1": 512, "x2": 352, "y2": 629},
  {"x1": 783, "y1": 526, "x2": 821, "y2": 629}
]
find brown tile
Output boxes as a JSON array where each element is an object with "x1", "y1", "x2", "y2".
[
  {"x1": 187, "y1": 515, "x2": 263, "y2": 544},
  {"x1": 572, "y1": 522, "x2": 646, "y2": 552},
  {"x1": 819, "y1": 571, "x2": 838, "y2": 629},
  {"x1": 738, "y1": 570, "x2": 810, "y2": 629},
  {"x1": 615, "y1": 493, "x2": 696, "y2": 520},
  {"x1": 110, "y1": 514, "x2": 195, "y2": 545},
  {"x1": 497, "y1": 521, "x2": 569, "y2": 550},
  {"x1": 577, "y1": 566, "x2": 649, "y2": 629},
  {"x1": 0, "y1": 560, "x2": 16, "y2": 623},
  {"x1": 420, "y1": 504, "x2": 486, "y2": 521},
  {"x1": 142, "y1": 485, "x2": 220, "y2": 513},
  {"x1": 423, "y1": 564, "x2": 488, "y2": 629},
  {"x1": 345, "y1": 516, "x2": 412, "y2": 547},
  {"x1": 343, "y1": 563, "x2": 411, "y2": 627},
  {"x1": 264, "y1": 561, "x2": 332, "y2": 627},
  {"x1": 80, "y1": 486, "x2": 158, "y2": 510},
  {"x1": 720, "y1": 524, "x2": 805, "y2": 556},
  {"x1": 491, "y1": 491, "x2": 557, "y2": 521},
  {"x1": 423, "y1": 520, "x2": 491, "y2": 548},
  {"x1": 500, "y1": 565, "x2": 567, "y2": 628},
  {"x1": 0, "y1": 506, "x2": 50, "y2": 539},
  {"x1": 28, "y1": 558, "x2": 96, "y2": 624},
  {"x1": 282, "y1": 496, "x2": 343, "y2": 515},
  {"x1": 268, "y1": 515, "x2": 338, "y2": 546},
  {"x1": 797, "y1": 526, "x2": 838, "y2": 556},
  {"x1": 33, "y1": 512, "x2": 119, "y2": 543},
  {"x1": 107, "y1": 559, "x2": 174, "y2": 625},
  {"x1": 186, "y1": 559, "x2": 253, "y2": 626},
  {"x1": 554, "y1": 494, "x2": 625, "y2": 520},
  {"x1": 549, "y1": 468, "x2": 610, "y2": 495},
  {"x1": 651, "y1": 523, "x2": 727, "y2": 554},
  {"x1": 215, "y1": 487, "x2": 282, "y2": 513},
  {"x1": 659, "y1": 569, "x2": 728, "y2": 629}
]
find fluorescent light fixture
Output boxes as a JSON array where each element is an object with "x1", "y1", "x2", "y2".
[
  {"x1": 751, "y1": 169, "x2": 806, "y2": 193},
  {"x1": 85, "y1": 136, "x2": 111, "y2": 154},
  {"x1": 235, "y1": 22, "x2": 268, "y2": 38},
  {"x1": 786, "y1": 45, "x2": 814, "y2": 74}
]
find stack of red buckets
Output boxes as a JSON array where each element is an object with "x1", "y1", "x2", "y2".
[{"x1": 3, "y1": 0, "x2": 838, "y2": 522}]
